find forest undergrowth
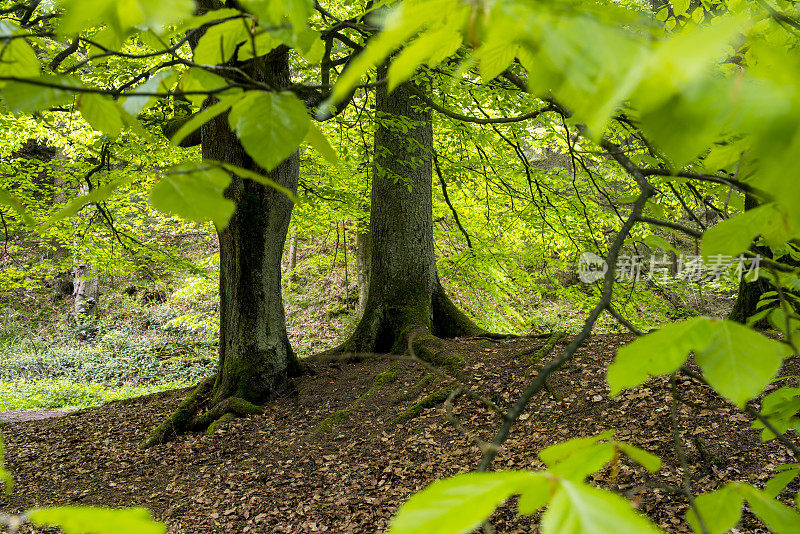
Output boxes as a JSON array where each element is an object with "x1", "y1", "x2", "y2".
[{"x1": 0, "y1": 233, "x2": 738, "y2": 412}]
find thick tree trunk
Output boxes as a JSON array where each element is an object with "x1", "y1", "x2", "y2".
[
  {"x1": 336, "y1": 68, "x2": 483, "y2": 354},
  {"x1": 208, "y1": 49, "x2": 301, "y2": 406},
  {"x1": 142, "y1": 48, "x2": 300, "y2": 447}
]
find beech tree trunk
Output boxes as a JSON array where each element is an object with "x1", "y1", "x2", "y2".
[
  {"x1": 288, "y1": 232, "x2": 298, "y2": 286},
  {"x1": 141, "y1": 47, "x2": 301, "y2": 447},
  {"x1": 73, "y1": 180, "x2": 99, "y2": 335},
  {"x1": 206, "y1": 48, "x2": 301, "y2": 406},
  {"x1": 338, "y1": 68, "x2": 482, "y2": 354}
]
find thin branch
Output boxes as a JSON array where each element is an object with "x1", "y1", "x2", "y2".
[
  {"x1": 410, "y1": 84, "x2": 558, "y2": 124},
  {"x1": 477, "y1": 182, "x2": 655, "y2": 470},
  {"x1": 433, "y1": 150, "x2": 473, "y2": 249}
]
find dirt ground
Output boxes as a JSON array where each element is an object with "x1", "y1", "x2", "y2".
[
  {"x1": 1, "y1": 334, "x2": 797, "y2": 533},
  {"x1": 0, "y1": 410, "x2": 68, "y2": 424}
]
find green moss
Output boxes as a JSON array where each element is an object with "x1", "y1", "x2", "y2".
[
  {"x1": 318, "y1": 409, "x2": 349, "y2": 432},
  {"x1": 317, "y1": 369, "x2": 397, "y2": 432},
  {"x1": 411, "y1": 333, "x2": 465, "y2": 373},
  {"x1": 392, "y1": 373, "x2": 436, "y2": 404},
  {"x1": 206, "y1": 412, "x2": 236, "y2": 434},
  {"x1": 392, "y1": 388, "x2": 449, "y2": 424},
  {"x1": 413, "y1": 373, "x2": 436, "y2": 390},
  {"x1": 225, "y1": 396, "x2": 262, "y2": 415},
  {"x1": 528, "y1": 330, "x2": 566, "y2": 363},
  {"x1": 369, "y1": 371, "x2": 397, "y2": 392}
]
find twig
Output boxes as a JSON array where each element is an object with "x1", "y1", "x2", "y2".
[{"x1": 477, "y1": 179, "x2": 655, "y2": 471}]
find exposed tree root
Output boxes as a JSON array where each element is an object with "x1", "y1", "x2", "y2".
[
  {"x1": 139, "y1": 375, "x2": 214, "y2": 449},
  {"x1": 407, "y1": 327, "x2": 465, "y2": 373},
  {"x1": 140, "y1": 378, "x2": 266, "y2": 448},
  {"x1": 206, "y1": 412, "x2": 236, "y2": 435},
  {"x1": 392, "y1": 388, "x2": 450, "y2": 424},
  {"x1": 190, "y1": 396, "x2": 262, "y2": 431},
  {"x1": 317, "y1": 370, "x2": 397, "y2": 432}
]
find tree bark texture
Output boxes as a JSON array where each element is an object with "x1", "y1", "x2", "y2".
[
  {"x1": 205, "y1": 48, "x2": 301, "y2": 406},
  {"x1": 338, "y1": 67, "x2": 483, "y2": 354},
  {"x1": 141, "y1": 45, "x2": 301, "y2": 447}
]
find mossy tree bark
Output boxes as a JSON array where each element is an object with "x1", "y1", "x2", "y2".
[
  {"x1": 141, "y1": 46, "x2": 300, "y2": 448},
  {"x1": 335, "y1": 68, "x2": 483, "y2": 355}
]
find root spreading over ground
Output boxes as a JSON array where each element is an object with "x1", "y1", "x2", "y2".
[{"x1": 1, "y1": 335, "x2": 797, "y2": 533}]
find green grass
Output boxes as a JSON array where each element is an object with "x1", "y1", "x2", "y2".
[{"x1": 0, "y1": 379, "x2": 198, "y2": 410}]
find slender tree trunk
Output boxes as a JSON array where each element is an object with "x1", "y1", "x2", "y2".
[
  {"x1": 288, "y1": 232, "x2": 298, "y2": 287},
  {"x1": 729, "y1": 194, "x2": 770, "y2": 324},
  {"x1": 334, "y1": 67, "x2": 483, "y2": 355},
  {"x1": 73, "y1": 180, "x2": 99, "y2": 336},
  {"x1": 356, "y1": 222, "x2": 370, "y2": 311},
  {"x1": 50, "y1": 151, "x2": 73, "y2": 299}
]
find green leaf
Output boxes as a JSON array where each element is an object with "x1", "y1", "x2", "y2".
[
  {"x1": 548, "y1": 442, "x2": 616, "y2": 480},
  {"x1": 541, "y1": 480, "x2": 662, "y2": 534},
  {"x1": 695, "y1": 320, "x2": 789, "y2": 408},
  {"x1": 387, "y1": 23, "x2": 463, "y2": 91},
  {"x1": 149, "y1": 163, "x2": 234, "y2": 229},
  {"x1": 671, "y1": 0, "x2": 691, "y2": 16},
  {"x1": 231, "y1": 91, "x2": 310, "y2": 171},
  {"x1": 538, "y1": 431, "x2": 617, "y2": 480},
  {"x1": 28, "y1": 506, "x2": 165, "y2": 534},
  {"x1": 0, "y1": 188, "x2": 35, "y2": 226},
  {"x1": 528, "y1": 15, "x2": 649, "y2": 137},
  {"x1": 764, "y1": 468, "x2": 799, "y2": 498},
  {"x1": 178, "y1": 68, "x2": 234, "y2": 107},
  {"x1": 539, "y1": 431, "x2": 615, "y2": 466},
  {"x1": 169, "y1": 96, "x2": 242, "y2": 147},
  {"x1": 752, "y1": 386, "x2": 800, "y2": 441},
  {"x1": 2, "y1": 76, "x2": 79, "y2": 113},
  {"x1": 237, "y1": 31, "x2": 280, "y2": 61},
  {"x1": 78, "y1": 93, "x2": 124, "y2": 136},
  {"x1": 607, "y1": 317, "x2": 708, "y2": 396},
  {"x1": 738, "y1": 484, "x2": 800, "y2": 534},
  {"x1": 631, "y1": 15, "x2": 749, "y2": 166},
  {"x1": 193, "y1": 19, "x2": 251, "y2": 65},
  {"x1": 219, "y1": 162, "x2": 297, "y2": 201},
  {"x1": 517, "y1": 475, "x2": 552, "y2": 515},
  {"x1": 616, "y1": 443, "x2": 662, "y2": 473},
  {"x1": 642, "y1": 234, "x2": 680, "y2": 255},
  {"x1": 303, "y1": 123, "x2": 338, "y2": 164},
  {"x1": 59, "y1": 0, "x2": 193, "y2": 36},
  {"x1": 0, "y1": 38, "x2": 40, "y2": 79},
  {"x1": 389, "y1": 471, "x2": 544, "y2": 534},
  {"x1": 122, "y1": 69, "x2": 176, "y2": 116},
  {"x1": 241, "y1": 0, "x2": 313, "y2": 30},
  {"x1": 686, "y1": 485, "x2": 743, "y2": 534},
  {"x1": 701, "y1": 205, "x2": 773, "y2": 258},
  {"x1": 325, "y1": 1, "x2": 437, "y2": 106}
]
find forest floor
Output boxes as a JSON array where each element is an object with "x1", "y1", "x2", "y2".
[{"x1": 1, "y1": 334, "x2": 797, "y2": 533}]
